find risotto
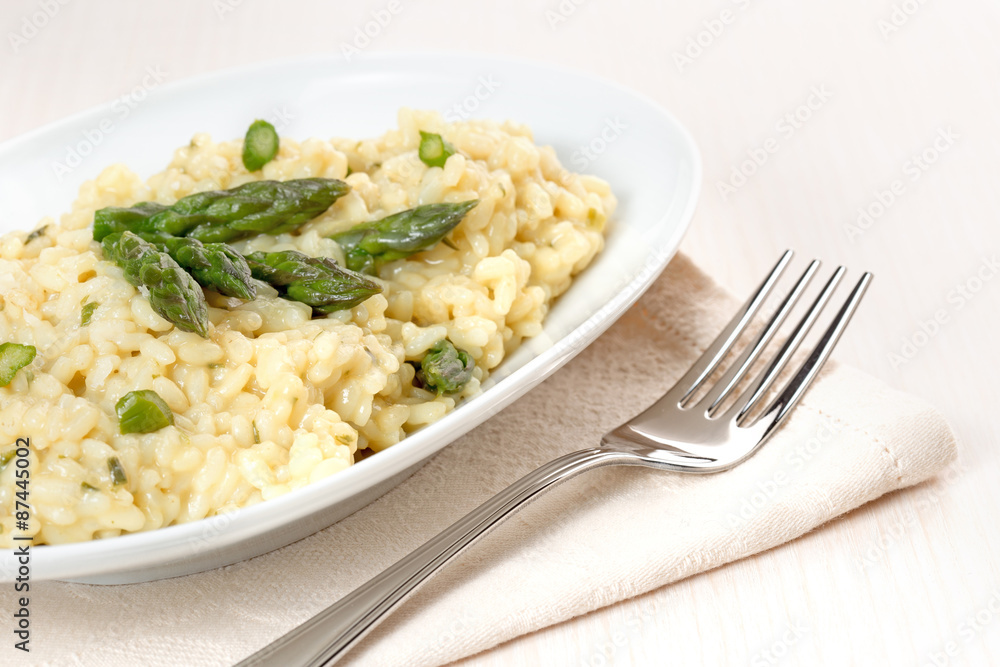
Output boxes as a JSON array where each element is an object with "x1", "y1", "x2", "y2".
[{"x1": 0, "y1": 109, "x2": 614, "y2": 546}]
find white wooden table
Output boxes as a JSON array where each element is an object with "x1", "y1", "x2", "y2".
[{"x1": 3, "y1": 1, "x2": 997, "y2": 664}]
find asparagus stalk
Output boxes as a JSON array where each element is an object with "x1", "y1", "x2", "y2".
[
  {"x1": 93, "y1": 178, "x2": 350, "y2": 244},
  {"x1": 102, "y1": 232, "x2": 210, "y2": 337},
  {"x1": 330, "y1": 200, "x2": 478, "y2": 274},
  {"x1": 245, "y1": 250, "x2": 382, "y2": 314},
  {"x1": 141, "y1": 232, "x2": 256, "y2": 301},
  {"x1": 415, "y1": 339, "x2": 474, "y2": 394},
  {"x1": 93, "y1": 201, "x2": 170, "y2": 238}
]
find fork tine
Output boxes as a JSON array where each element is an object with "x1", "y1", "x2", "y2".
[
  {"x1": 668, "y1": 250, "x2": 793, "y2": 406},
  {"x1": 730, "y1": 265, "x2": 846, "y2": 424},
  {"x1": 752, "y1": 272, "x2": 873, "y2": 438},
  {"x1": 701, "y1": 259, "x2": 821, "y2": 416}
]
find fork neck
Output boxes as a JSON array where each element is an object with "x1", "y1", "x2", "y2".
[{"x1": 601, "y1": 423, "x2": 727, "y2": 472}]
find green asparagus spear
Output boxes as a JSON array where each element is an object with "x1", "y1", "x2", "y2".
[
  {"x1": 93, "y1": 178, "x2": 350, "y2": 244},
  {"x1": 102, "y1": 232, "x2": 210, "y2": 337},
  {"x1": 94, "y1": 201, "x2": 170, "y2": 239},
  {"x1": 242, "y1": 119, "x2": 280, "y2": 172},
  {"x1": 245, "y1": 250, "x2": 382, "y2": 313},
  {"x1": 116, "y1": 389, "x2": 174, "y2": 434},
  {"x1": 140, "y1": 232, "x2": 256, "y2": 300},
  {"x1": 418, "y1": 131, "x2": 456, "y2": 168},
  {"x1": 330, "y1": 200, "x2": 478, "y2": 274},
  {"x1": 415, "y1": 339, "x2": 474, "y2": 394},
  {"x1": 0, "y1": 343, "x2": 36, "y2": 387}
]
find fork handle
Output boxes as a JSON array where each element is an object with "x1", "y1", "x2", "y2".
[{"x1": 237, "y1": 446, "x2": 634, "y2": 666}]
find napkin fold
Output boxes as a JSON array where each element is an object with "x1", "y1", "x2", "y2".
[{"x1": 7, "y1": 252, "x2": 957, "y2": 667}]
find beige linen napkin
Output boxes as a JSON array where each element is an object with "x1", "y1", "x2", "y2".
[{"x1": 4, "y1": 252, "x2": 956, "y2": 666}]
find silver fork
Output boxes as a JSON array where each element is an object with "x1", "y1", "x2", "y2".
[{"x1": 239, "y1": 250, "x2": 872, "y2": 667}]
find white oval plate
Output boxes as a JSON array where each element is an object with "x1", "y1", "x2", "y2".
[{"x1": 0, "y1": 53, "x2": 700, "y2": 584}]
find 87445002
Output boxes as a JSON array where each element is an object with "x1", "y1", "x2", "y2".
[{"x1": 11, "y1": 436, "x2": 32, "y2": 653}]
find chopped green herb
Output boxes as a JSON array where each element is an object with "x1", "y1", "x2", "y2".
[
  {"x1": 415, "y1": 339, "x2": 475, "y2": 394},
  {"x1": 81, "y1": 301, "x2": 99, "y2": 326},
  {"x1": 242, "y1": 119, "x2": 280, "y2": 172},
  {"x1": 81, "y1": 481, "x2": 99, "y2": 492},
  {"x1": 108, "y1": 457, "x2": 127, "y2": 486},
  {"x1": 115, "y1": 389, "x2": 174, "y2": 434},
  {"x1": 208, "y1": 363, "x2": 224, "y2": 370},
  {"x1": 0, "y1": 450, "x2": 14, "y2": 469},
  {"x1": 334, "y1": 433, "x2": 355, "y2": 447},
  {"x1": 418, "y1": 131, "x2": 456, "y2": 168},
  {"x1": 0, "y1": 343, "x2": 36, "y2": 387},
  {"x1": 345, "y1": 165, "x2": 353, "y2": 177},
  {"x1": 25, "y1": 225, "x2": 49, "y2": 244},
  {"x1": 252, "y1": 420, "x2": 261, "y2": 444}
]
